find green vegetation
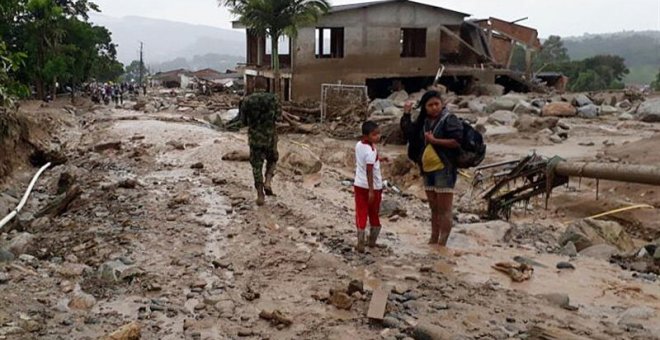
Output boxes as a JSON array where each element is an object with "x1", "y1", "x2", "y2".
[
  {"x1": 0, "y1": 0, "x2": 122, "y2": 104},
  {"x1": 222, "y1": 0, "x2": 330, "y2": 96},
  {"x1": 652, "y1": 69, "x2": 660, "y2": 91}
]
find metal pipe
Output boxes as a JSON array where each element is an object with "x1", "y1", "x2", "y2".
[
  {"x1": 555, "y1": 162, "x2": 660, "y2": 186},
  {"x1": 0, "y1": 162, "x2": 52, "y2": 230}
]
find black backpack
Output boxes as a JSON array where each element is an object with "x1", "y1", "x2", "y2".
[{"x1": 455, "y1": 119, "x2": 486, "y2": 168}]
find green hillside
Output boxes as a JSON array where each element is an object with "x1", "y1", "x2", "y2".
[{"x1": 562, "y1": 31, "x2": 660, "y2": 85}]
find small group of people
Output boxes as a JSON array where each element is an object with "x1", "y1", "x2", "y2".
[
  {"x1": 240, "y1": 87, "x2": 462, "y2": 251},
  {"x1": 89, "y1": 82, "x2": 145, "y2": 105}
]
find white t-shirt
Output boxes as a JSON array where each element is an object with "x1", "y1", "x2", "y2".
[{"x1": 354, "y1": 141, "x2": 383, "y2": 190}]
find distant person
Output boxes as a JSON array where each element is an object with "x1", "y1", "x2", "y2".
[
  {"x1": 353, "y1": 121, "x2": 385, "y2": 253},
  {"x1": 239, "y1": 89, "x2": 280, "y2": 206},
  {"x1": 400, "y1": 91, "x2": 463, "y2": 247}
]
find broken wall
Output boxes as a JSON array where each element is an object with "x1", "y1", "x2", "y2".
[{"x1": 291, "y1": 2, "x2": 465, "y2": 101}]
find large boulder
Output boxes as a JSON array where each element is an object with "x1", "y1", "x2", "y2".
[
  {"x1": 3, "y1": 233, "x2": 35, "y2": 256},
  {"x1": 488, "y1": 110, "x2": 519, "y2": 126},
  {"x1": 472, "y1": 84, "x2": 504, "y2": 96},
  {"x1": 468, "y1": 99, "x2": 488, "y2": 113},
  {"x1": 577, "y1": 104, "x2": 600, "y2": 119},
  {"x1": 559, "y1": 218, "x2": 635, "y2": 253},
  {"x1": 579, "y1": 244, "x2": 619, "y2": 260},
  {"x1": 368, "y1": 99, "x2": 395, "y2": 114},
  {"x1": 637, "y1": 97, "x2": 660, "y2": 122},
  {"x1": 486, "y1": 97, "x2": 518, "y2": 113},
  {"x1": 542, "y1": 102, "x2": 577, "y2": 117},
  {"x1": 387, "y1": 90, "x2": 409, "y2": 106},
  {"x1": 514, "y1": 115, "x2": 559, "y2": 133},
  {"x1": 513, "y1": 100, "x2": 540, "y2": 115},
  {"x1": 571, "y1": 94, "x2": 593, "y2": 107},
  {"x1": 281, "y1": 149, "x2": 323, "y2": 175}
]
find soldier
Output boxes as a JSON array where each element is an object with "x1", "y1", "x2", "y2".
[{"x1": 239, "y1": 90, "x2": 280, "y2": 206}]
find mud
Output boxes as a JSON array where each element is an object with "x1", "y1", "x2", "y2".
[{"x1": 0, "y1": 96, "x2": 659, "y2": 339}]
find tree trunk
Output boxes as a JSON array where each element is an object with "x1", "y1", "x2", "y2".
[{"x1": 271, "y1": 34, "x2": 282, "y2": 100}]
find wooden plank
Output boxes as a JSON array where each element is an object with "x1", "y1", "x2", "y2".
[{"x1": 367, "y1": 285, "x2": 391, "y2": 320}]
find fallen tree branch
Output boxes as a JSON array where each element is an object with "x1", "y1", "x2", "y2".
[{"x1": 36, "y1": 185, "x2": 81, "y2": 218}]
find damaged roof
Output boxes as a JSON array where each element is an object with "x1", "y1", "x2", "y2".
[{"x1": 330, "y1": 0, "x2": 469, "y2": 17}]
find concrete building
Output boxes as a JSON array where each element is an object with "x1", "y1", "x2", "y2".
[{"x1": 233, "y1": 0, "x2": 541, "y2": 101}]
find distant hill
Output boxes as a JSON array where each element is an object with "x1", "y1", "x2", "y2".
[
  {"x1": 91, "y1": 14, "x2": 245, "y2": 65},
  {"x1": 149, "y1": 53, "x2": 245, "y2": 73},
  {"x1": 563, "y1": 31, "x2": 660, "y2": 84}
]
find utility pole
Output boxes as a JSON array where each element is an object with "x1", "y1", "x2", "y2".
[{"x1": 138, "y1": 41, "x2": 144, "y2": 86}]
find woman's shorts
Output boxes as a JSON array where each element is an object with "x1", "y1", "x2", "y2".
[{"x1": 423, "y1": 167, "x2": 457, "y2": 193}]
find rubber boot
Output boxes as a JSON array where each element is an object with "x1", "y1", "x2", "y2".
[
  {"x1": 264, "y1": 173, "x2": 275, "y2": 196},
  {"x1": 356, "y1": 230, "x2": 366, "y2": 253},
  {"x1": 368, "y1": 227, "x2": 381, "y2": 248},
  {"x1": 255, "y1": 183, "x2": 266, "y2": 206}
]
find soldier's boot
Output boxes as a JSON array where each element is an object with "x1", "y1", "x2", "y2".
[
  {"x1": 368, "y1": 226, "x2": 381, "y2": 248},
  {"x1": 356, "y1": 229, "x2": 366, "y2": 253},
  {"x1": 255, "y1": 183, "x2": 266, "y2": 206},
  {"x1": 264, "y1": 168, "x2": 276, "y2": 196}
]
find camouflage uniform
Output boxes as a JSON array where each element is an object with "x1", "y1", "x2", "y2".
[{"x1": 239, "y1": 92, "x2": 280, "y2": 188}]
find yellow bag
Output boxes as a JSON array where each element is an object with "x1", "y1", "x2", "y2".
[{"x1": 422, "y1": 144, "x2": 444, "y2": 172}]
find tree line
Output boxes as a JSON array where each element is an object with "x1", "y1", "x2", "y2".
[{"x1": 0, "y1": 0, "x2": 123, "y2": 104}]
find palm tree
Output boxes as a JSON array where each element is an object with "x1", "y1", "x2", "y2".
[{"x1": 222, "y1": 0, "x2": 330, "y2": 98}]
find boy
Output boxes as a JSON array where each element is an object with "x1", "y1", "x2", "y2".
[{"x1": 354, "y1": 121, "x2": 384, "y2": 253}]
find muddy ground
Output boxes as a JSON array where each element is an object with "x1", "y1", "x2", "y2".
[{"x1": 0, "y1": 95, "x2": 659, "y2": 340}]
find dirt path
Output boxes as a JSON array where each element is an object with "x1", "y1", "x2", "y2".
[{"x1": 0, "y1": 104, "x2": 659, "y2": 339}]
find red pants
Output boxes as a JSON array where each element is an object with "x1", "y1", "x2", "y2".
[{"x1": 354, "y1": 186, "x2": 382, "y2": 230}]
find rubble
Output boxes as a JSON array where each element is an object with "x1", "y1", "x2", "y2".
[
  {"x1": 559, "y1": 218, "x2": 635, "y2": 253},
  {"x1": 542, "y1": 102, "x2": 577, "y2": 117}
]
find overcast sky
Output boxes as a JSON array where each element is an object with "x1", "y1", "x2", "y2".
[{"x1": 93, "y1": 0, "x2": 660, "y2": 37}]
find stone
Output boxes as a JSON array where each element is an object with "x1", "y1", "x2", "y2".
[
  {"x1": 382, "y1": 106, "x2": 403, "y2": 117},
  {"x1": 0, "y1": 249, "x2": 15, "y2": 262},
  {"x1": 222, "y1": 150, "x2": 250, "y2": 162},
  {"x1": 577, "y1": 104, "x2": 600, "y2": 118},
  {"x1": 472, "y1": 84, "x2": 504, "y2": 96},
  {"x1": 512, "y1": 100, "x2": 539, "y2": 115},
  {"x1": 637, "y1": 97, "x2": 660, "y2": 122},
  {"x1": 214, "y1": 300, "x2": 236, "y2": 317},
  {"x1": 94, "y1": 141, "x2": 122, "y2": 152},
  {"x1": 412, "y1": 322, "x2": 448, "y2": 340},
  {"x1": 618, "y1": 112, "x2": 634, "y2": 121},
  {"x1": 579, "y1": 244, "x2": 618, "y2": 260},
  {"x1": 68, "y1": 290, "x2": 97, "y2": 310},
  {"x1": 383, "y1": 316, "x2": 403, "y2": 329},
  {"x1": 329, "y1": 291, "x2": 353, "y2": 310},
  {"x1": 456, "y1": 213, "x2": 480, "y2": 224},
  {"x1": 514, "y1": 115, "x2": 559, "y2": 132},
  {"x1": 618, "y1": 306, "x2": 655, "y2": 326},
  {"x1": 102, "y1": 321, "x2": 141, "y2": 340},
  {"x1": 0, "y1": 272, "x2": 9, "y2": 284},
  {"x1": 387, "y1": 90, "x2": 409, "y2": 105},
  {"x1": 630, "y1": 261, "x2": 648, "y2": 273},
  {"x1": 98, "y1": 260, "x2": 143, "y2": 282},
  {"x1": 556, "y1": 262, "x2": 575, "y2": 270},
  {"x1": 369, "y1": 99, "x2": 395, "y2": 114},
  {"x1": 542, "y1": 102, "x2": 577, "y2": 117},
  {"x1": 559, "y1": 218, "x2": 635, "y2": 252},
  {"x1": 190, "y1": 162, "x2": 204, "y2": 169},
  {"x1": 281, "y1": 150, "x2": 322, "y2": 175},
  {"x1": 468, "y1": 99, "x2": 487, "y2": 113},
  {"x1": 486, "y1": 97, "x2": 518, "y2": 113},
  {"x1": 4, "y1": 232, "x2": 35, "y2": 256},
  {"x1": 600, "y1": 105, "x2": 619, "y2": 115},
  {"x1": 380, "y1": 199, "x2": 407, "y2": 218},
  {"x1": 347, "y1": 279, "x2": 364, "y2": 295},
  {"x1": 488, "y1": 110, "x2": 519, "y2": 126},
  {"x1": 572, "y1": 94, "x2": 593, "y2": 107},
  {"x1": 560, "y1": 241, "x2": 578, "y2": 257},
  {"x1": 549, "y1": 134, "x2": 563, "y2": 143},
  {"x1": 539, "y1": 293, "x2": 570, "y2": 308}
]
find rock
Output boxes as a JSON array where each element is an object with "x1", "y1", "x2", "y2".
[
  {"x1": 68, "y1": 290, "x2": 97, "y2": 310},
  {"x1": 655, "y1": 247, "x2": 660, "y2": 260},
  {"x1": 513, "y1": 100, "x2": 540, "y2": 115},
  {"x1": 412, "y1": 322, "x2": 448, "y2": 340},
  {"x1": 94, "y1": 141, "x2": 122, "y2": 152},
  {"x1": 539, "y1": 293, "x2": 570, "y2": 308},
  {"x1": 4, "y1": 232, "x2": 35, "y2": 256},
  {"x1": 259, "y1": 310, "x2": 292, "y2": 327},
  {"x1": 468, "y1": 99, "x2": 487, "y2": 113},
  {"x1": 0, "y1": 272, "x2": 9, "y2": 284},
  {"x1": 102, "y1": 321, "x2": 141, "y2": 340},
  {"x1": 0, "y1": 248, "x2": 15, "y2": 262},
  {"x1": 542, "y1": 102, "x2": 577, "y2": 117},
  {"x1": 382, "y1": 316, "x2": 403, "y2": 329},
  {"x1": 369, "y1": 99, "x2": 395, "y2": 114},
  {"x1": 98, "y1": 260, "x2": 143, "y2": 282},
  {"x1": 600, "y1": 105, "x2": 619, "y2": 115},
  {"x1": 618, "y1": 306, "x2": 655, "y2": 326},
  {"x1": 579, "y1": 244, "x2": 618, "y2": 260},
  {"x1": 637, "y1": 97, "x2": 660, "y2": 122},
  {"x1": 166, "y1": 140, "x2": 185, "y2": 150},
  {"x1": 559, "y1": 218, "x2": 635, "y2": 252},
  {"x1": 486, "y1": 97, "x2": 518, "y2": 113},
  {"x1": 214, "y1": 300, "x2": 236, "y2": 317},
  {"x1": 387, "y1": 90, "x2": 409, "y2": 105},
  {"x1": 549, "y1": 134, "x2": 563, "y2": 143},
  {"x1": 222, "y1": 150, "x2": 250, "y2": 162},
  {"x1": 630, "y1": 261, "x2": 649, "y2": 273},
  {"x1": 190, "y1": 162, "x2": 204, "y2": 169},
  {"x1": 281, "y1": 150, "x2": 322, "y2": 175},
  {"x1": 572, "y1": 94, "x2": 593, "y2": 107},
  {"x1": 472, "y1": 84, "x2": 504, "y2": 96},
  {"x1": 514, "y1": 115, "x2": 559, "y2": 132},
  {"x1": 382, "y1": 106, "x2": 402, "y2": 116},
  {"x1": 577, "y1": 104, "x2": 600, "y2": 118},
  {"x1": 456, "y1": 213, "x2": 480, "y2": 224},
  {"x1": 347, "y1": 279, "x2": 364, "y2": 295},
  {"x1": 488, "y1": 110, "x2": 518, "y2": 126},
  {"x1": 380, "y1": 199, "x2": 407, "y2": 218},
  {"x1": 556, "y1": 262, "x2": 575, "y2": 270},
  {"x1": 560, "y1": 241, "x2": 578, "y2": 257},
  {"x1": 618, "y1": 112, "x2": 634, "y2": 121},
  {"x1": 329, "y1": 291, "x2": 353, "y2": 310}
]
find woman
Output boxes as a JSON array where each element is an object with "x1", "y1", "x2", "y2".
[{"x1": 400, "y1": 90, "x2": 463, "y2": 246}]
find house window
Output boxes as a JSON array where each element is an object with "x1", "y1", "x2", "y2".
[
  {"x1": 401, "y1": 28, "x2": 427, "y2": 58},
  {"x1": 315, "y1": 27, "x2": 344, "y2": 58},
  {"x1": 266, "y1": 36, "x2": 290, "y2": 55}
]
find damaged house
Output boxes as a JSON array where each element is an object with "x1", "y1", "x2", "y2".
[{"x1": 234, "y1": 0, "x2": 543, "y2": 101}]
